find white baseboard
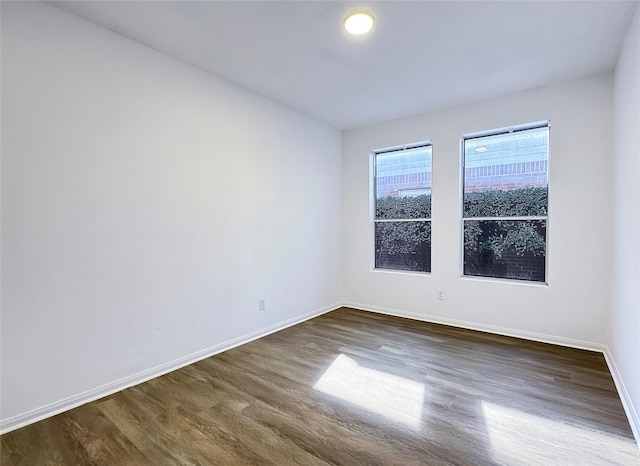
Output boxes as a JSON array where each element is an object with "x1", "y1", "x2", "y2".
[
  {"x1": 0, "y1": 302, "x2": 341, "y2": 435},
  {"x1": 343, "y1": 301, "x2": 606, "y2": 352},
  {"x1": 344, "y1": 301, "x2": 640, "y2": 448},
  {"x1": 603, "y1": 349, "x2": 640, "y2": 448}
]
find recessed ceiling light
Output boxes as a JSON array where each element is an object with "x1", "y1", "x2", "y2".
[
  {"x1": 475, "y1": 147, "x2": 488, "y2": 153},
  {"x1": 344, "y1": 10, "x2": 375, "y2": 36}
]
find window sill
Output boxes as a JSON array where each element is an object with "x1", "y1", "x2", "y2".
[
  {"x1": 371, "y1": 268, "x2": 431, "y2": 278},
  {"x1": 459, "y1": 275, "x2": 548, "y2": 287}
]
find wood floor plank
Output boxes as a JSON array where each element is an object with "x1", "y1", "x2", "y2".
[{"x1": 2, "y1": 307, "x2": 638, "y2": 465}]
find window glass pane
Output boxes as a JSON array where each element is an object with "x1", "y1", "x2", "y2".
[
  {"x1": 376, "y1": 195, "x2": 431, "y2": 220},
  {"x1": 376, "y1": 146, "x2": 431, "y2": 220},
  {"x1": 464, "y1": 188, "x2": 547, "y2": 218},
  {"x1": 375, "y1": 221, "x2": 431, "y2": 272},
  {"x1": 464, "y1": 127, "x2": 548, "y2": 217},
  {"x1": 463, "y1": 220, "x2": 546, "y2": 282}
]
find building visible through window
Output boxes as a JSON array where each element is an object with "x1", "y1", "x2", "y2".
[
  {"x1": 462, "y1": 123, "x2": 549, "y2": 282},
  {"x1": 374, "y1": 143, "x2": 432, "y2": 273}
]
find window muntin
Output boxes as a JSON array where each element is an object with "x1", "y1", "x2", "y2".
[
  {"x1": 462, "y1": 124, "x2": 548, "y2": 282},
  {"x1": 374, "y1": 144, "x2": 432, "y2": 273}
]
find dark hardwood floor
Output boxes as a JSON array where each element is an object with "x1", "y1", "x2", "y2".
[{"x1": 2, "y1": 307, "x2": 638, "y2": 465}]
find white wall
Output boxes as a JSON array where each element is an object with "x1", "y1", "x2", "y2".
[
  {"x1": 343, "y1": 73, "x2": 614, "y2": 347},
  {"x1": 611, "y1": 4, "x2": 640, "y2": 443},
  {"x1": 0, "y1": 2, "x2": 342, "y2": 427}
]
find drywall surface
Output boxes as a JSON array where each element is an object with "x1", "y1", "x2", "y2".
[
  {"x1": 343, "y1": 72, "x2": 614, "y2": 346},
  {"x1": 611, "y1": 4, "x2": 640, "y2": 442},
  {"x1": 1, "y1": 2, "x2": 342, "y2": 423}
]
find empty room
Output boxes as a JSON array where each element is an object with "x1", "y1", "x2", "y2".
[{"x1": 1, "y1": 1, "x2": 639, "y2": 465}]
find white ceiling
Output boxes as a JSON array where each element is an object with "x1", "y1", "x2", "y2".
[{"x1": 50, "y1": 1, "x2": 638, "y2": 130}]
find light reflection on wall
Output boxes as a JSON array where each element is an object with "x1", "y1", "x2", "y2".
[
  {"x1": 314, "y1": 354, "x2": 425, "y2": 429},
  {"x1": 482, "y1": 401, "x2": 638, "y2": 465}
]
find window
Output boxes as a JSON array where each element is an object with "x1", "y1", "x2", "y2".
[
  {"x1": 462, "y1": 123, "x2": 549, "y2": 282},
  {"x1": 374, "y1": 143, "x2": 432, "y2": 273}
]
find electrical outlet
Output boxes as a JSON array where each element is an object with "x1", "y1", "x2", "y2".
[
  {"x1": 259, "y1": 298, "x2": 266, "y2": 310},
  {"x1": 437, "y1": 290, "x2": 445, "y2": 300}
]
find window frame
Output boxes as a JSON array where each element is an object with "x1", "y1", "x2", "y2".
[
  {"x1": 371, "y1": 141, "x2": 433, "y2": 274},
  {"x1": 459, "y1": 121, "x2": 550, "y2": 284}
]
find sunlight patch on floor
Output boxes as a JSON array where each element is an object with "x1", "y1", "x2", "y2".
[
  {"x1": 314, "y1": 354, "x2": 424, "y2": 429},
  {"x1": 482, "y1": 401, "x2": 638, "y2": 465}
]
